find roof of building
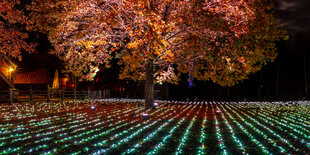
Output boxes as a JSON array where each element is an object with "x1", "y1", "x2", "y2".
[
  {"x1": 14, "y1": 69, "x2": 49, "y2": 84},
  {"x1": 0, "y1": 70, "x2": 14, "y2": 88},
  {"x1": 0, "y1": 53, "x2": 15, "y2": 88}
]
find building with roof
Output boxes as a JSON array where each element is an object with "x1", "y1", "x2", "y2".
[
  {"x1": 13, "y1": 69, "x2": 50, "y2": 90},
  {"x1": 1, "y1": 53, "x2": 50, "y2": 90}
]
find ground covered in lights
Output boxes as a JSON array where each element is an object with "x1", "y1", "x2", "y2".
[{"x1": 0, "y1": 99, "x2": 309, "y2": 154}]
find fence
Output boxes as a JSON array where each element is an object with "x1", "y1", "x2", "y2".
[
  {"x1": 0, "y1": 89, "x2": 110, "y2": 104},
  {"x1": 0, "y1": 90, "x2": 9, "y2": 103}
]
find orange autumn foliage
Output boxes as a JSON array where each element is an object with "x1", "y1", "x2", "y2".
[
  {"x1": 0, "y1": 0, "x2": 36, "y2": 59},
  {"x1": 29, "y1": 0, "x2": 287, "y2": 86}
]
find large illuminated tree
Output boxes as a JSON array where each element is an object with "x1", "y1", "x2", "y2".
[
  {"x1": 30, "y1": 0, "x2": 286, "y2": 108},
  {"x1": 0, "y1": 0, "x2": 36, "y2": 59}
]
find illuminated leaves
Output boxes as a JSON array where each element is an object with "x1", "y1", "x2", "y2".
[
  {"x1": 177, "y1": 0, "x2": 287, "y2": 86},
  {"x1": 155, "y1": 66, "x2": 178, "y2": 85},
  {"x1": 0, "y1": 0, "x2": 36, "y2": 58},
  {"x1": 29, "y1": 0, "x2": 286, "y2": 86}
]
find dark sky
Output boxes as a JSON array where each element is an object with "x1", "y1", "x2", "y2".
[{"x1": 275, "y1": 0, "x2": 310, "y2": 33}]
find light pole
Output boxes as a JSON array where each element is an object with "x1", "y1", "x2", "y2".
[
  {"x1": 8, "y1": 67, "x2": 14, "y2": 83},
  {"x1": 8, "y1": 67, "x2": 15, "y2": 104}
]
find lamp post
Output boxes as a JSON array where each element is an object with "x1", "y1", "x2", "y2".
[
  {"x1": 8, "y1": 67, "x2": 14, "y2": 82},
  {"x1": 8, "y1": 67, "x2": 15, "y2": 104}
]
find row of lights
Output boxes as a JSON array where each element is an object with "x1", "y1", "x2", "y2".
[
  {"x1": 211, "y1": 103, "x2": 228, "y2": 155},
  {"x1": 214, "y1": 103, "x2": 247, "y2": 154},
  {"x1": 232, "y1": 103, "x2": 309, "y2": 149},
  {"x1": 175, "y1": 103, "x2": 201, "y2": 155},
  {"x1": 197, "y1": 104, "x2": 208, "y2": 155},
  {"x1": 227, "y1": 103, "x2": 298, "y2": 152},
  {"x1": 217, "y1": 103, "x2": 272, "y2": 154},
  {"x1": 0, "y1": 101, "x2": 140, "y2": 154},
  {"x1": 147, "y1": 104, "x2": 200, "y2": 155},
  {"x1": 92, "y1": 104, "x2": 194, "y2": 154},
  {"x1": 0, "y1": 100, "x2": 309, "y2": 154},
  {"x1": 224, "y1": 103, "x2": 290, "y2": 153}
]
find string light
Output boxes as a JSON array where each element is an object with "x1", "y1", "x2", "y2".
[
  {"x1": 197, "y1": 102, "x2": 208, "y2": 155},
  {"x1": 0, "y1": 100, "x2": 308, "y2": 154},
  {"x1": 226, "y1": 103, "x2": 297, "y2": 152}
]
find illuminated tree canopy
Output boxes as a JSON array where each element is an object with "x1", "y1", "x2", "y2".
[
  {"x1": 29, "y1": 0, "x2": 287, "y2": 108},
  {"x1": 0, "y1": 0, "x2": 36, "y2": 59}
]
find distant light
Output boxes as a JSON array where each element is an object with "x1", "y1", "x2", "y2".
[
  {"x1": 91, "y1": 106, "x2": 96, "y2": 111},
  {"x1": 9, "y1": 67, "x2": 14, "y2": 72},
  {"x1": 154, "y1": 102, "x2": 158, "y2": 106},
  {"x1": 142, "y1": 112, "x2": 149, "y2": 120}
]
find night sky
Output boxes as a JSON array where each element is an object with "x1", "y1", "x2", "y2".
[
  {"x1": 275, "y1": 0, "x2": 310, "y2": 33},
  {"x1": 18, "y1": 0, "x2": 310, "y2": 100}
]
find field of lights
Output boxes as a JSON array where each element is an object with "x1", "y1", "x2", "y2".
[{"x1": 0, "y1": 99, "x2": 309, "y2": 154}]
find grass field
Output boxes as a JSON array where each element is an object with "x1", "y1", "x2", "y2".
[{"x1": 0, "y1": 99, "x2": 309, "y2": 154}]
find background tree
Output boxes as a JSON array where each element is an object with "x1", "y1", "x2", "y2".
[
  {"x1": 30, "y1": 0, "x2": 287, "y2": 109},
  {"x1": 0, "y1": 0, "x2": 36, "y2": 59}
]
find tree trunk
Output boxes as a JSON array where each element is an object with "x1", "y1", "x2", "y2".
[
  {"x1": 257, "y1": 68, "x2": 264, "y2": 99},
  {"x1": 304, "y1": 56, "x2": 308, "y2": 97},
  {"x1": 145, "y1": 62, "x2": 154, "y2": 109},
  {"x1": 276, "y1": 60, "x2": 279, "y2": 97}
]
